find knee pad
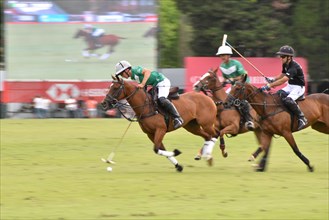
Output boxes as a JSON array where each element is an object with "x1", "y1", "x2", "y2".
[
  {"x1": 282, "y1": 97, "x2": 295, "y2": 105},
  {"x1": 157, "y1": 97, "x2": 167, "y2": 106}
]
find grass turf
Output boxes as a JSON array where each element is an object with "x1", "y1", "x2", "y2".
[
  {"x1": 6, "y1": 23, "x2": 157, "y2": 80},
  {"x1": 1, "y1": 119, "x2": 328, "y2": 220}
]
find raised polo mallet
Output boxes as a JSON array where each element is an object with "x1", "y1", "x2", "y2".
[
  {"x1": 222, "y1": 34, "x2": 228, "y2": 46},
  {"x1": 101, "y1": 120, "x2": 133, "y2": 164},
  {"x1": 222, "y1": 34, "x2": 266, "y2": 77}
]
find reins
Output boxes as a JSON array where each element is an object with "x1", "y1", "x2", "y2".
[
  {"x1": 107, "y1": 80, "x2": 158, "y2": 121},
  {"x1": 232, "y1": 82, "x2": 285, "y2": 121}
]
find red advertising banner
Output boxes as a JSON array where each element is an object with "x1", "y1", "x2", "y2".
[
  {"x1": 3, "y1": 80, "x2": 113, "y2": 103},
  {"x1": 184, "y1": 57, "x2": 308, "y2": 92}
]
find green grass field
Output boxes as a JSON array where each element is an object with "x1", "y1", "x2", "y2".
[
  {"x1": 6, "y1": 23, "x2": 156, "y2": 80},
  {"x1": 1, "y1": 119, "x2": 328, "y2": 220}
]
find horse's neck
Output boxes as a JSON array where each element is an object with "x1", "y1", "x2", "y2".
[
  {"x1": 247, "y1": 89, "x2": 282, "y2": 116},
  {"x1": 124, "y1": 85, "x2": 150, "y2": 115},
  {"x1": 213, "y1": 89, "x2": 227, "y2": 101}
]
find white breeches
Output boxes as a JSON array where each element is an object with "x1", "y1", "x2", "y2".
[
  {"x1": 281, "y1": 84, "x2": 305, "y2": 100},
  {"x1": 156, "y1": 78, "x2": 171, "y2": 98},
  {"x1": 92, "y1": 29, "x2": 105, "y2": 37}
]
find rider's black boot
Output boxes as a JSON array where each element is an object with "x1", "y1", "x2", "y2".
[
  {"x1": 238, "y1": 100, "x2": 255, "y2": 131},
  {"x1": 158, "y1": 97, "x2": 184, "y2": 129},
  {"x1": 282, "y1": 97, "x2": 308, "y2": 131}
]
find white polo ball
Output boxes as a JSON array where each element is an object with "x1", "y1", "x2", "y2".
[{"x1": 106, "y1": 166, "x2": 113, "y2": 172}]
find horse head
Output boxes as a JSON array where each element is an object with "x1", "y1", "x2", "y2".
[
  {"x1": 101, "y1": 75, "x2": 141, "y2": 111},
  {"x1": 73, "y1": 29, "x2": 91, "y2": 39},
  {"x1": 101, "y1": 75, "x2": 125, "y2": 110},
  {"x1": 228, "y1": 74, "x2": 260, "y2": 103},
  {"x1": 193, "y1": 68, "x2": 228, "y2": 93}
]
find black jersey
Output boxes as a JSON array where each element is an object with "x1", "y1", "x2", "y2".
[{"x1": 282, "y1": 60, "x2": 305, "y2": 86}]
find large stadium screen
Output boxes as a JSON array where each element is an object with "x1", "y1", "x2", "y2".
[{"x1": 5, "y1": 0, "x2": 158, "y2": 80}]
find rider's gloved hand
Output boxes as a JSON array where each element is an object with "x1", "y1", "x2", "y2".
[
  {"x1": 222, "y1": 81, "x2": 229, "y2": 86},
  {"x1": 137, "y1": 83, "x2": 145, "y2": 89},
  {"x1": 265, "y1": 77, "x2": 275, "y2": 83},
  {"x1": 260, "y1": 84, "x2": 271, "y2": 91}
]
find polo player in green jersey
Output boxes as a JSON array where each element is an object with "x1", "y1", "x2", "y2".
[
  {"x1": 115, "y1": 60, "x2": 184, "y2": 129},
  {"x1": 216, "y1": 45, "x2": 255, "y2": 131}
]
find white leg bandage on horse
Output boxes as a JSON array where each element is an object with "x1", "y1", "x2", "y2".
[
  {"x1": 100, "y1": 53, "x2": 110, "y2": 60},
  {"x1": 202, "y1": 139, "x2": 216, "y2": 156},
  {"x1": 82, "y1": 50, "x2": 90, "y2": 57},
  {"x1": 157, "y1": 149, "x2": 174, "y2": 157},
  {"x1": 167, "y1": 156, "x2": 178, "y2": 165},
  {"x1": 211, "y1": 137, "x2": 218, "y2": 143}
]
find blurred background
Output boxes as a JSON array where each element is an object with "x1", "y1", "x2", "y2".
[{"x1": 0, "y1": 0, "x2": 328, "y2": 119}]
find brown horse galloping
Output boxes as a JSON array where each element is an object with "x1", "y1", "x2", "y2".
[
  {"x1": 193, "y1": 68, "x2": 263, "y2": 161},
  {"x1": 73, "y1": 29, "x2": 125, "y2": 59},
  {"x1": 229, "y1": 75, "x2": 329, "y2": 171},
  {"x1": 101, "y1": 76, "x2": 218, "y2": 172}
]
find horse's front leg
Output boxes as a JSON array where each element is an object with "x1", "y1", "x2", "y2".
[
  {"x1": 213, "y1": 126, "x2": 227, "y2": 158},
  {"x1": 147, "y1": 132, "x2": 183, "y2": 172},
  {"x1": 218, "y1": 124, "x2": 240, "y2": 158},
  {"x1": 255, "y1": 132, "x2": 273, "y2": 172},
  {"x1": 248, "y1": 128, "x2": 263, "y2": 161},
  {"x1": 219, "y1": 136, "x2": 227, "y2": 158}
]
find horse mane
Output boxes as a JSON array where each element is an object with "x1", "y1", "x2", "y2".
[{"x1": 244, "y1": 82, "x2": 282, "y2": 106}]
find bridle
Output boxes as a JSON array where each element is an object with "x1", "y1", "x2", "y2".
[
  {"x1": 194, "y1": 71, "x2": 227, "y2": 105},
  {"x1": 229, "y1": 81, "x2": 285, "y2": 121},
  {"x1": 103, "y1": 80, "x2": 155, "y2": 121}
]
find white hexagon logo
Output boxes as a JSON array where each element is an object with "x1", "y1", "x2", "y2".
[{"x1": 46, "y1": 84, "x2": 80, "y2": 101}]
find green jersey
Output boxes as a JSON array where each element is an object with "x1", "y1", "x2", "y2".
[
  {"x1": 220, "y1": 59, "x2": 249, "y2": 82},
  {"x1": 131, "y1": 66, "x2": 166, "y2": 86}
]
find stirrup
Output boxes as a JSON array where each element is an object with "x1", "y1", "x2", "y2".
[
  {"x1": 297, "y1": 118, "x2": 307, "y2": 131},
  {"x1": 173, "y1": 118, "x2": 183, "y2": 129}
]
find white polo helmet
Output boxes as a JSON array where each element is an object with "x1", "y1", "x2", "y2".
[
  {"x1": 216, "y1": 45, "x2": 232, "y2": 55},
  {"x1": 115, "y1": 60, "x2": 131, "y2": 76}
]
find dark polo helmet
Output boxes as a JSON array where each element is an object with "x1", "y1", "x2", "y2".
[{"x1": 276, "y1": 45, "x2": 295, "y2": 56}]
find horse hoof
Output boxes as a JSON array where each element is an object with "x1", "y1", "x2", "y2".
[
  {"x1": 308, "y1": 166, "x2": 314, "y2": 172},
  {"x1": 194, "y1": 154, "x2": 201, "y2": 160},
  {"x1": 222, "y1": 152, "x2": 228, "y2": 158},
  {"x1": 175, "y1": 164, "x2": 183, "y2": 172},
  {"x1": 255, "y1": 166, "x2": 265, "y2": 172},
  {"x1": 248, "y1": 155, "x2": 255, "y2": 162},
  {"x1": 255, "y1": 168, "x2": 265, "y2": 172},
  {"x1": 173, "y1": 149, "x2": 182, "y2": 157},
  {"x1": 206, "y1": 157, "x2": 213, "y2": 166}
]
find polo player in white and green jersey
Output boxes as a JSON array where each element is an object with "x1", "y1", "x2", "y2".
[
  {"x1": 216, "y1": 45, "x2": 254, "y2": 131},
  {"x1": 114, "y1": 60, "x2": 184, "y2": 129}
]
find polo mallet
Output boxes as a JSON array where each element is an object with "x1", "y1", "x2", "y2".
[
  {"x1": 222, "y1": 34, "x2": 266, "y2": 78},
  {"x1": 101, "y1": 120, "x2": 133, "y2": 164},
  {"x1": 222, "y1": 34, "x2": 228, "y2": 46}
]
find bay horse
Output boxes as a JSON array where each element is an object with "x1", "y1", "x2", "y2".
[
  {"x1": 229, "y1": 75, "x2": 329, "y2": 171},
  {"x1": 193, "y1": 68, "x2": 263, "y2": 161},
  {"x1": 73, "y1": 29, "x2": 125, "y2": 60},
  {"x1": 101, "y1": 76, "x2": 218, "y2": 172}
]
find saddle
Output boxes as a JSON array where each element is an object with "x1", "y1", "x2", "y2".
[
  {"x1": 296, "y1": 94, "x2": 305, "y2": 102},
  {"x1": 147, "y1": 87, "x2": 181, "y2": 128},
  {"x1": 148, "y1": 86, "x2": 180, "y2": 102}
]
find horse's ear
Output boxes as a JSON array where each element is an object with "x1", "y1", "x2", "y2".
[
  {"x1": 243, "y1": 74, "x2": 248, "y2": 83},
  {"x1": 111, "y1": 74, "x2": 116, "y2": 80},
  {"x1": 214, "y1": 67, "x2": 218, "y2": 75}
]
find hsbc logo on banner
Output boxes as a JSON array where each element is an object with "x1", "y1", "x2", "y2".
[{"x1": 46, "y1": 84, "x2": 80, "y2": 101}]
